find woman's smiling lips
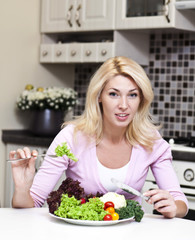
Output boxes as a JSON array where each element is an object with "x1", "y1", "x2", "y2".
[{"x1": 115, "y1": 113, "x2": 129, "y2": 121}]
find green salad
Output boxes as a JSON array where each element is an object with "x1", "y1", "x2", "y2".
[
  {"x1": 47, "y1": 178, "x2": 144, "y2": 222},
  {"x1": 55, "y1": 142, "x2": 78, "y2": 162},
  {"x1": 54, "y1": 194, "x2": 107, "y2": 221}
]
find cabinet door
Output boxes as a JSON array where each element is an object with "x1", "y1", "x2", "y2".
[
  {"x1": 116, "y1": 0, "x2": 175, "y2": 29},
  {"x1": 78, "y1": 0, "x2": 115, "y2": 31},
  {"x1": 41, "y1": 0, "x2": 115, "y2": 33},
  {"x1": 41, "y1": 0, "x2": 76, "y2": 33}
]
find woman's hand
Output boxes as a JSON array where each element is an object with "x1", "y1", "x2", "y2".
[
  {"x1": 10, "y1": 147, "x2": 38, "y2": 208},
  {"x1": 10, "y1": 147, "x2": 38, "y2": 190},
  {"x1": 144, "y1": 189, "x2": 178, "y2": 218}
]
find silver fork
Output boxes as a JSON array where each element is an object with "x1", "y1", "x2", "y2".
[{"x1": 6, "y1": 154, "x2": 58, "y2": 162}]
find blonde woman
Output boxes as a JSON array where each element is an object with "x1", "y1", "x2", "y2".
[{"x1": 10, "y1": 56, "x2": 188, "y2": 218}]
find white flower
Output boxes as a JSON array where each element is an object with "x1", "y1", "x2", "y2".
[{"x1": 17, "y1": 86, "x2": 77, "y2": 111}]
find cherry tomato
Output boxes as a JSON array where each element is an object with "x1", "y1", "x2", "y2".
[
  {"x1": 104, "y1": 201, "x2": 115, "y2": 210},
  {"x1": 103, "y1": 214, "x2": 112, "y2": 221},
  {"x1": 106, "y1": 207, "x2": 115, "y2": 214},
  {"x1": 111, "y1": 212, "x2": 119, "y2": 221},
  {"x1": 80, "y1": 198, "x2": 86, "y2": 204}
]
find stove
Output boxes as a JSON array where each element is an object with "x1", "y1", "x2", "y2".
[
  {"x1": 165, "y1": 137, "x2": 195, "y2": 149},
  {"x1": 142, "y1": 137, "x2": 195, "y2": 220}
]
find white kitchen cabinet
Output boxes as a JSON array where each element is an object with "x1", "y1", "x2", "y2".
[
  {"x1": 41, "y1": 0, "x2": 115, "y2": 33},
  {"x1": 40, "y1": 34, "x2": 148, "y2": 65},
  {"x1": 40, "y1": 42, "x2": 115, "y2": 63},
  {"x1": 40, "y1": 37, "x2": 148, "y2": 65},
  {"x1": 4, "y1": 143, "x2": 65, "y2": 207},
  {"x1": 116, "y1": 0, "x2": 195, "y2": 31}
]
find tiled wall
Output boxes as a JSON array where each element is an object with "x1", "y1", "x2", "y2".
[
  {"x1": 74, "y1": 32, "x2": 195, "y2": 139},
  {"x1": 149, "y1": 32, "x2": 195, "y2": 138}
]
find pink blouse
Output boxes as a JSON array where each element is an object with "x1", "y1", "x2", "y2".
[{"x1": 30, "y1": 124, "x2": 188, "y2": 208}]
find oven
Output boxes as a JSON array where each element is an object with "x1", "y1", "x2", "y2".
[{"x1": 142, "y1": 138, "x2": 195, "y2": 220}]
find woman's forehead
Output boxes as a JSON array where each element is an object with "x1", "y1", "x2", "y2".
[{"x1": 104, "y1": 75, "x2": 138, "y2": 89}]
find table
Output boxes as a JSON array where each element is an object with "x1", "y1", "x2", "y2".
[{"x1": 1, "y1": 208, "x2": 194, "y2": 240}]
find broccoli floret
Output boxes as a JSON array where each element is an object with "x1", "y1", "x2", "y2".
[{"x1": 115, "y1": 199, "x2": 144, "y2": 222}]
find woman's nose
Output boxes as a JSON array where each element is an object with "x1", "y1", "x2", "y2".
[{"x1": 118, "y1": 97, "x2": 128, "y2": 109}]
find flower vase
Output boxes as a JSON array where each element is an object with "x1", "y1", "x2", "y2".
[{"x1": 29, "y1": 109, "x2": 65, "y2": 137}]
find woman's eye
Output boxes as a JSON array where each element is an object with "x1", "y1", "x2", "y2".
[
  {"x1": 109, "y1": 92, "x2": 118, "y2": 97},
  {"x1": 129, "y1": 93, "x2": 138, "y2": 98}
]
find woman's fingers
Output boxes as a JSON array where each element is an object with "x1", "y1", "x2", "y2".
[
  {"x1": 144, "y1": 188, "x2": 177, "y2": 218},
  {"x1": 9, "y1": 150, "x2": 16, "y2": 160},
  {"x1": 9, "y1": 147, "x2": 38, "y2": 165},
  {"x1": 23, "y1": 147, "x2": 32, "y2": 158},
  {"x1": 31, "y1": 149, "x2": 38, "y2": 158},
  {"x1": 144, "y1": 189, "x2": 168, "y2": 204}
]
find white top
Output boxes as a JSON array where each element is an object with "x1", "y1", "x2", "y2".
[{"x1": 97, "y1": 157, "x2": 130, "y2": 191}]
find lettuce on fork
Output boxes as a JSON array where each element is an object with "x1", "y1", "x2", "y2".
[{"x1": 55, "y1": 142, "x2": 78, "y2": 162}]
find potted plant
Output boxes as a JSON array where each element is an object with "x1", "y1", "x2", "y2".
[{"x1": 17, "y1": 84, "x2": 78, "y2": 137}]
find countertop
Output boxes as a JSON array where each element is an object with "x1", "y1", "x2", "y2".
[
  {"x1": 2, "y1": 129, "x2": 54, "y2": 147},
  {"x1": 0, "y1": 208, "x2": 194, "y2": 240},
  {"x1": 2, "y1": 129, "x2": 195, "y2": 161}
]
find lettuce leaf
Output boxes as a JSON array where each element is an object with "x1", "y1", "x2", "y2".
[
  {"x1": 55, "y1": 142, "x2": 78, "y2": 162},
  {"x1": 54, "y1": 194, "x2": 107, "y2": 221}
]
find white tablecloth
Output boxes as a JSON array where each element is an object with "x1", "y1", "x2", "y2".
[{"x1": 1, "y1": 208, "x2": 194, "y2": 240}]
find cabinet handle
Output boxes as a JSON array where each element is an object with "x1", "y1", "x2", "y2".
[
  {"x1": 164, "y1": 0, "x2": 170, "y2": 23},
  {"x1": 71, "y1": 50, "x2": 76, "y2": 56},
  {"x1": 75, "y1": 4, "x2": 81, "y2": 27},
  {"x1": 67, "y1": 5, "x2": 73, "y2": 27},
  {"x1": 101, "y1": 49, "x2": 107, "y2": 56},
  {"x1": 42, "y1": 50, "x2": 48, "y2": 56},
  {"x1": 85, "y1": 50, "x2": 91, "y2": 56},
  {"x1": 56, "y1": 50, "x2": 62, "y2": 57}
]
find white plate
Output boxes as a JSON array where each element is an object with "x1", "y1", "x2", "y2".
[{"x1": 49, "y1": 213, "x2": 134, "y2": 226}]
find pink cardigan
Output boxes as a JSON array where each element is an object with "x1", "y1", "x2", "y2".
[{"x1": 30, "y1": 124, "x2": 188, "y2": 208}]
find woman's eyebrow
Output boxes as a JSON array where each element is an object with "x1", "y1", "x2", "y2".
[
  {"x1": 109, "y1": 88, "x2": 138, "y2": 92},
  {"x1": 129, "y1": 88, "x2": 138, "y2": 92}
]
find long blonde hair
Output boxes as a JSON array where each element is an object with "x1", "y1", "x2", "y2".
[{"x1": 66, "y1": 56, "x2": 161, "y2": 151}]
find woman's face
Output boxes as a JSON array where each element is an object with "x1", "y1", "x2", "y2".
[{"x1": 99, "y1": 75, "x2": 141, "y2": 130}]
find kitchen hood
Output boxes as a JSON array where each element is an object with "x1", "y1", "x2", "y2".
[{"x1": 175, "y1": 1, "x2": 195, "y2": 9}]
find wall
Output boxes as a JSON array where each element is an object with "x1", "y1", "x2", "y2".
[
  {"x1": 149, "y1": 32, "x2": 195, "y2": 138},
  {"x1": 0, "y1": 0, "x2": 74, "y2": 206}
]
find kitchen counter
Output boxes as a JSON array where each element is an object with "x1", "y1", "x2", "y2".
[
  {"x1": 2, "y1": 129, "x2": 54, "y2": 147},
  {"x1": 0, "y1": 208, "x2": 194, "y2": 240}
]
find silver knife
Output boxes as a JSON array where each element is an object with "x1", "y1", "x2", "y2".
[{"x1": 111, "y1": 178, "x2": 150, "y2": 201}]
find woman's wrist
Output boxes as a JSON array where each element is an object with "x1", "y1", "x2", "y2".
[
  {"x1": 175, "y1": 200, "x2": 188, "y2": 218},
  {"x1": 12, "y1": 189, "x2": 34, "y2": 208}
]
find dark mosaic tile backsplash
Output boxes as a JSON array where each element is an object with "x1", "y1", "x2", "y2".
[{"x1": 74, "y1": 32, "x2": 195, "y2": 139}]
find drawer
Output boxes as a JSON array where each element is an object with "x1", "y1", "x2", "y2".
[
  {"x1": 67, "y1": 43, "x2": 82, "y2": 63},
  {"x1": 82, "y1": 43, "x2": 97, "y2": 62},
  {"x1": 40, "y1": 44, "x2": 53, "y2": 63},
  {"x1": 53, "y1": 44, "x2": 68, "y2": 62},
  {"x1": 97, "y1": 42, "x2": 114, "y2": 62}
]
